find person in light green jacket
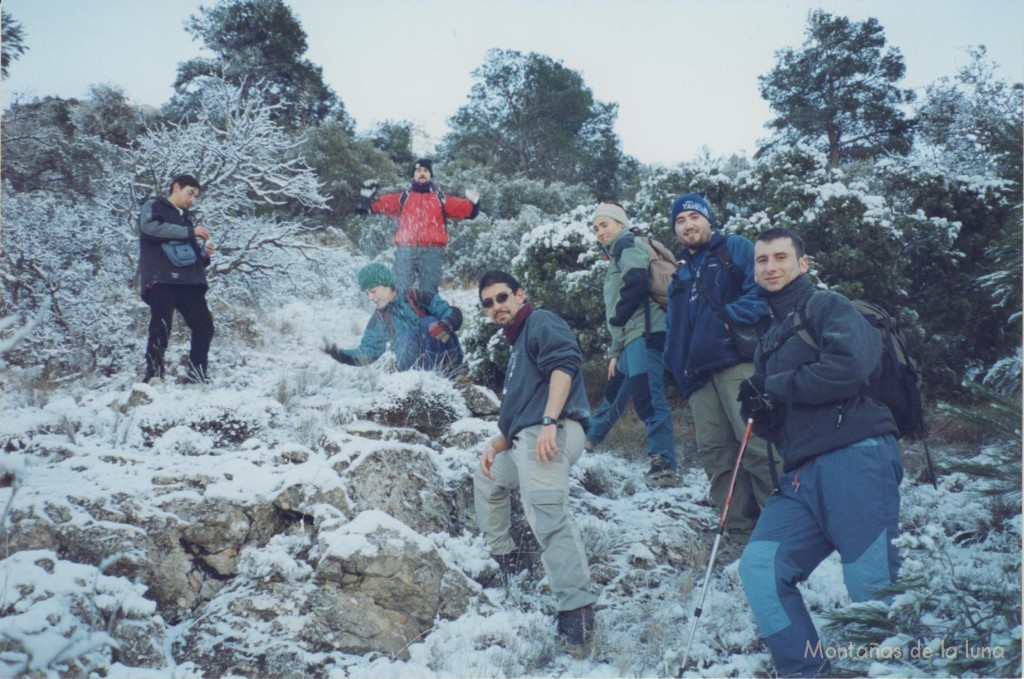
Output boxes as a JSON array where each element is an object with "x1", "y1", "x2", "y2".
[{"x1": 586, "y1": 202, "x2": 678, "y2": 487}]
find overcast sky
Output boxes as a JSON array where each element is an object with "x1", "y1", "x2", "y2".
[{"x1": 3, "y1": 0, "x2": 1022, "y2": 165}]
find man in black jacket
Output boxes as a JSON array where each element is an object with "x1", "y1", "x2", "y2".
[
  {"x1": 737, "y1": 228, "x2": 903, "y2": 678},
  {"x1": 138, "y1": 174, "x2": 215, "y2": 384}
]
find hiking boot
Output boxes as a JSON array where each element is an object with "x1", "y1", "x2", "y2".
[
  {"x1": 557, "y1": 604, "x2": 595, "y2": 650},
  {"x1": 644, "y1": 456, "x2": 679, "y2": 488}
]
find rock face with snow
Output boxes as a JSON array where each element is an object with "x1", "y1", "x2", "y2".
[
  {"x1": 174, "y1": 512, "x2": 477, "y2": 674},
  {"x1": 7, "y1": 475, "x2": 296, "y2": 624},
  {"x1": 315, "y1": 512, "x2": 476, "y2": 644},
  {"x1": 0, "y1": 550, "x2": 168, "y2": 672},
  {"x1": 458, "y1": 383, "x2": 502, "y2": 417},
  {"x1": 0, "y1": 373, "x2": 496, "y2": 676},
  {"x1": 340, "y1": 444, "x2": 457, "y2": 536}
]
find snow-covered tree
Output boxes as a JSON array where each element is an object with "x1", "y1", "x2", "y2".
[
  {"x1": 1, "y1": 80, "x2": 341, "y2": 377},
  {"x1": 1, "y1": 10, "x2": 28, "y2": 80},
  {"x1": 1, "y1": 182, "x2": 138, "y2": 374},
  {"x1": 0, "y1": 95, "x2": 113, "y2": 196},
  {"x1": 916, "y1": 47, "x2": 1023, "y2": 337},
  {"x1": 917, "y1": 46, "x2": 1023, "y2": 183},
  {"x1": 301, "y1": 117, "x2": 400, "y2": 230},
  {"x1": 121, "y1": 80, "x2": 330, "y2": 304},
  {"x1": 170, "y1": 0, "x2": 342, "y2": 130}
]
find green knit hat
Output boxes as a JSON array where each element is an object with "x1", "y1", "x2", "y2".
[{"x1": 357, "y1": 262, "x2": 395, "y2": 291}]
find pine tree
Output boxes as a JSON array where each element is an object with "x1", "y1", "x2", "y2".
[{"x1": 759, "y1": 11, "x2": 915, "y2": 166}]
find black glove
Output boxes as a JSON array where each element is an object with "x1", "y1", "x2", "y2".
[
  {"x1": 738, "y1": 376, "x2": 775, "y2": 427},
  {"x1": 321, "y1": 338, "x2": 356, "y2": 365}
]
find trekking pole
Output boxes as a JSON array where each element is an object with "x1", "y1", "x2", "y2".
[{"x1": 678, "y1": 418, "x2": 755, "y2": 677}]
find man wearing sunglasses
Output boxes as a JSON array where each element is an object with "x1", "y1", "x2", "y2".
[{"x1": 473, "y1": 270, "x2": 597, "y2": 651}]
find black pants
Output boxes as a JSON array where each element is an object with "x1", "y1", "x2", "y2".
[{"x1": 144, "y1": 284, "x2": 214, "y2": 381}]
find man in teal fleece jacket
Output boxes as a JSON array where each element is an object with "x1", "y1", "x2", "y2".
[{"x1": 322, "y1": 263, "x2": 464, "y2": 377}]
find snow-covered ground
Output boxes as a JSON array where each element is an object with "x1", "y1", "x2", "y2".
[{"x1": 1, "y1": 291, "x2": 1018, "y2": 678}]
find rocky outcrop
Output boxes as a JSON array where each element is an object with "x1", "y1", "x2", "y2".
[
  {"x1": 459, "y1": 383, "x2": 501, "y2": 417},
  {"x1": 174, "y1": 511, "x2": 478, "y2": 674},
  {"x1": 315, "y1": 511, "x2": 476, "y2": 627},
  {"x1": 340, "y1": 444, "x2": 457, "y2": 536},
  {"x1": 0, "y1": 377, "x2": 492, "y2": 677},
  {"x1": 0, "y1": 551, "x2": 167, "y2": 674}
]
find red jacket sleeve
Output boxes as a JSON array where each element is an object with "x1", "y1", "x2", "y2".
[
  {"x1": 442, "y1": 195, "x2": 478, "y2": 221},
  {"x1": 370, "y1": 192, "x2": 403, "y2": 217}
]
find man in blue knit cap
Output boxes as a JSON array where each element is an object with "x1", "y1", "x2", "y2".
[
  {"x1": 663, "y1": 193, "x2": 776, "y2": 557},
  {"x1": 321, "y1": 262, "x2": 465, "y2": 377}
]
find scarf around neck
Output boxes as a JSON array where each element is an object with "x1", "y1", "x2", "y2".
[{"x1": 502, "y1": 301, "x2": 534, "y2": 345}]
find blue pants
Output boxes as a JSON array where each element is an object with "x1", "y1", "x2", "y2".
[
  {"x1": 394, "y1": 316, "x2": 464, "y2": 377},
  {"x1": 738, "y1": 435, "x2": 903, "y2": 677},
  {"x1": 586, "y1": 337, "x2": 676, "y2": 469},
  {"x1": 394, "y1": 245, "x2": 444, "y2": 294}
]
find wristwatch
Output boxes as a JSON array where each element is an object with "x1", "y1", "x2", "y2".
[{"x1": 541, "y1": 416, "x2": 558, "y2": 427}]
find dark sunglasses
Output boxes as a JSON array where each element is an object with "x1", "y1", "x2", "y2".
[{"x1": 481, "y1": 292, "x2": 512, "y2": 309}]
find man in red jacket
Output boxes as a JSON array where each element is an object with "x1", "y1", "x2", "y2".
[{"x1": 359, "y1": 159, "x2": 480, "y2": 294}]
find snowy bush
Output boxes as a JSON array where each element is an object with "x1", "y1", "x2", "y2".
[
  {"x1": 459, "y1": 205, "x2": 609, "y2": 390},
  {"x1": 1, "y1": 184, "x2": 140, "y2": 376},
  {"x1": 823, "y1": 389, "x2": 1022, "y2": 678},
  {"x1": 480, "y1": 176, "x2": 595, "y2": 221},
  {"x1": 823, "y1": 522, "x2": 1021, "y2": 678},
  {"x1": 365, "y1": 371, "x2": 469, "y2": 438},
  {"x1": 133, "y1": 390, "x2": 284, "y2": 449},
  {"x1": 0, "y1": 551, "x2": 166, "y2": 675},
  {"x1": 511, "y1": 205, "x2": 607, "y2": 357},
  {"x1": 445, "y1": 207, "x2": 543, "y2": 284},
  {"x1": 983, "y1": 351, "x2": 1022, "y2": 397}
]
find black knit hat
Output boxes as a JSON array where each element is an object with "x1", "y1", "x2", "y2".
[{"x1": 412, "y1": 158, "x2": 433, "y2": 178}]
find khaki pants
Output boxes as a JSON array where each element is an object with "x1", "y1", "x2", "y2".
[
  {"x1": 688, "y1": 362, "x2": 778, "y2": 539},
  {"x1": 473, "y1": 419, "x2": 596, "y2": 611}
]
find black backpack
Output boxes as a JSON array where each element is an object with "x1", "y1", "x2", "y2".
[
  {"x1": 793, "y1": 293, "x2": 926, "y2": 440},
  {"x1": 399, "y1": 189, "x2": 448, "y2": 229}
]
